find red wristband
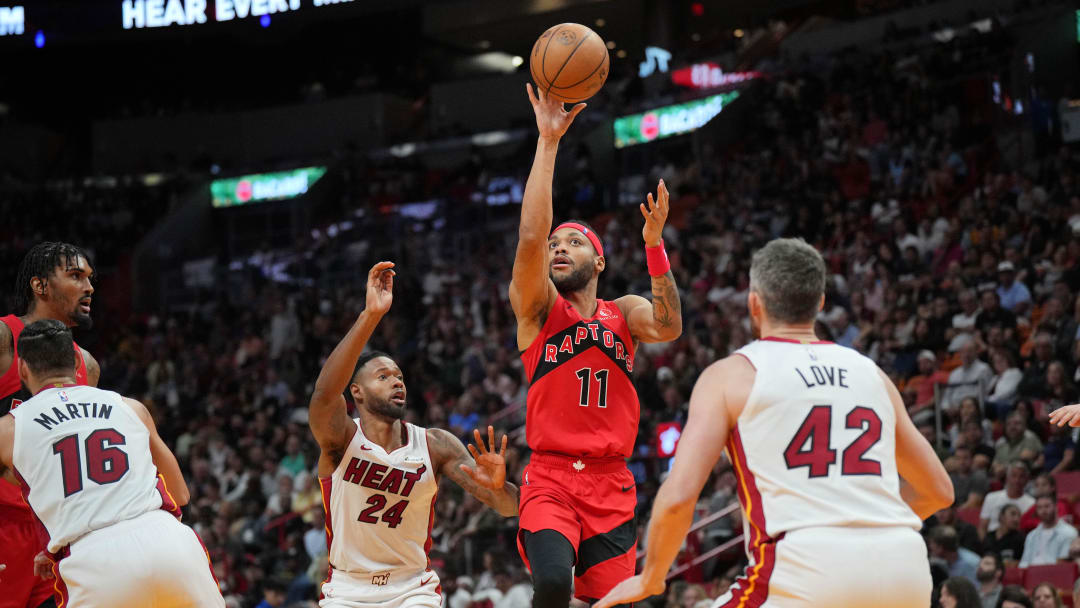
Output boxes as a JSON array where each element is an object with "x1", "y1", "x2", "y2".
[{"x1": 646, "y1": 240, "x2": 670, "y2": 277}]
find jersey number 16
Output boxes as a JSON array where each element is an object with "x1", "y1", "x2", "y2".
[{"x1": 52, "y1": 429, "x2": 131, "y2": 497}]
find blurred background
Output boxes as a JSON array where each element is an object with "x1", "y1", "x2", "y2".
[{"x1": 1, "y1": 0, "x2": 1079, "y2": 606}]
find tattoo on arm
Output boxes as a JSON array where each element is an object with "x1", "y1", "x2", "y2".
[{"x1": 651, "y1": 271, "x2": 682, "y2": 329}]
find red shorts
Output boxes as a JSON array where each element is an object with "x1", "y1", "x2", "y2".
[
  {"x1": 517, "y1": 452, "x2": 637, "y2": 601},
  {"x1": 0, "y1": 517, "x2": 54, "y2": 608}
]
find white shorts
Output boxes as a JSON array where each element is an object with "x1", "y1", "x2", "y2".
[
  {"x1": 713, "y1": 526, "x2": 931, "y2": 608},
  {"x1": 56, "y1": 510, "x2": 224, "y2": 608},
  {"x1": 320, "y1": 568, "x2": 441, "y2": 608}
]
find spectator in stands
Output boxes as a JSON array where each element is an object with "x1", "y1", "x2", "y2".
[
  {"x1": 995, "y1": 262, "x2": 1032, "y2": 315},
  {"x1": 976, "y1": 291, "x2": 1017, "y2": 335},
  {"x1": 1018, "y1": 334, "x2": 1056, "y2": 400},
  {"x1": 959, "y1": 420, "x2": 996, "y2": 464},
  {"x1": 987, "y1": 349, "x2": 1023, "y2": 418},
  {"x1": 939, "y1": 575, "x2": 982, "y2": 608},
  {"x1": 1018, "y1": 494, "x2": 1078, "y2": 567},
  {"x1": 949, "y1": 446, "x2": 989, "y2": 509},
  {"x1": 254, "y1": 581, "x2": 286, "y2": 608},
  {"x1": 1030, "y1": 582, "x2": 1064, "y2": 608},
  {"x1": 1040, "y1": 423, "x2": 1075, "y2": 476},
  {"x1": 829, "y1": 308, "x2": 860, "y2": 348},
  {"x1": 996, "y1": 584, "x2": 1033, "y2": 608},
  {"x1": 931, "y1": 504, "x2": 983, "y2": 554},
  {"x1": 679, "y1": 584, "x2": 707, "y2": 608},
  {"x1": 907, "y1": 350, "x2": 951, "y2": 418},
  {"x1": 449, "y1": 576, "x2": 474, "y2": 608},
  {"x1": 992, "y1": 418, "x2": 1044, "y2": 476},
  {"x1": 984, "y1": 504, "x2": 1026, "y2": 564},
  {"x1": 1044, "y1": 361, "x2": 1079, "y2": 409},
  {"x1": 980, "y1": 462, "x2": 1035, "y2": 542},
  {"x1": 953, "y1": 289, "x2": 982, "y2": 335},
  {"x1": 1020, "y1": 474, "x2": 1072, "y2": 534},
  {"x1": 974, "y1": 553, "x2": 1003, "y2": 608},
  {"x1": 945, "y1": 336, "x2": 994, "y2": 413},
  {"x1": 930, "y1": 526, "x2": 981, "y2": 584},
  {"x1": 279, "y1": 435, "x2": 307, "y2": 477},
  {"x1": 950, "y1": 398, "x2": 993, "y2": 455}
]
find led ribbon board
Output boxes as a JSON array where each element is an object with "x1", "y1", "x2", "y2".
[
  {"x1": 613, "y1": 91, "x2": 740, "y2": 149},
  {"x1": 211, "y1": 166, "x2": 327, "y2": 208}
]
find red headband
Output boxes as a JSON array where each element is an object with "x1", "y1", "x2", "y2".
[{"x1": 551, "y1": 222, "x2": 604, "y2": 257}]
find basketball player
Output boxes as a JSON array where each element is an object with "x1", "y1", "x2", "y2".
[
  {"x1": 0, "y1": 242, "x2": 101, "y2": 608},
  {"x1": 595, "y1": 238, "x2": 954, "y2": 608},
  {"x1": 0, "y1": 319, "x2": 224, "y2": 607},
  {"x1": 511, "y1": 83, "x2": 683, "y2": 607},
  {"x1": 309, "y1": 261, "x2": 519, "y2": 608}
]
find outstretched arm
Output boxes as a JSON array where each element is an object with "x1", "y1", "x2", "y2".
[
  {"x1": 510, "y1": 84, "x2": 586, "y2": 349},
  {"x1": 617, "y1": 180, "x2": 682, "y2": 343},
  {"x1": 596, "y1": 356, "x2": 745, "y2": 608},
  {"x1": 309, "y1": 262, "x2": 395, "y2": 475},
  {"x1": 880, "y1": 368, "x2": 953, "y2": 519},
  {"x1": 428, "y1": 426, "x2": 519, "y2": 517},
  {"x1": 124, "y1": 397, "x2": 189, "y2": 506}
]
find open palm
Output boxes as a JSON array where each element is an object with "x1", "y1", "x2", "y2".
[
  {"x1": 459, "y1": 426, "x2": 508, "y2": 490},
  {"x1": 527, "y1": 83, "x2": 586, "y2": 140},
  {"x1": 365, "y1": 261, "x2": 395, "y2": 316}
]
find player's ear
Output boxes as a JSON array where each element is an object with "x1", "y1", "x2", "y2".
[
  {"x1": 31, "y1": 277, "x2": 45, "y2": 296},
  {"x1": 818, "y1": 294, "x2": 825, "y2": 312},
  {"x1": 17, "y1": 358, "x2": 31, "y2": 388},
  {"x1": 349, "y1": 382, "x2": 363, "y2": 405},
  {"x1": 595, "y1": 256, "x2": 605, "y2": 273}
]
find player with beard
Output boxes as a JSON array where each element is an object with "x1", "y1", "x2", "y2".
[
  {"x1": 0, "y1": 242, "x2": 100, "y2": 608},
  {"x1": 309, "y1": 261, "x2": 519, "y2": 608},
  {"x1": 510, "y1": 84, "x2": 683, "y2": 608},
  {"x1": 595, "y1": 238, "x2": 953, "y2": 608}
]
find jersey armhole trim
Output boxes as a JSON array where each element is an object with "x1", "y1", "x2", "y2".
[{"x1": 733, "y1": 352, "x2": 756, "y2": 371}]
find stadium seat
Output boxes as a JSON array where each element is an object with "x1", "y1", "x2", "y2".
[
  {"x1": 1003, "y1": 567, "x2": 1025, "y2": 587},
  {"x1": 1022, "y1": 563, "x2": 1078, "y2": 591},
  {"x1": 955, "y1": 507, "x2": 981, "y2": 527},
  {"x1": 1055, "y1": 472, "x2": 1080, "y2": 499}
]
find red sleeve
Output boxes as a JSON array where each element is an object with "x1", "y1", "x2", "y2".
[{"x1": 1019, "y1": 504, "x2": 1039, "y2": 533}]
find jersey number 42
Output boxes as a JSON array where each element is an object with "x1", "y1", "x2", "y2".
[{"x1": 783, "y1": 405, "x2": 882, "y2": 478}]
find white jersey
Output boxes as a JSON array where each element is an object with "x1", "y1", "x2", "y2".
[
  {"x1": 728, "y1": 338, "x2": 921, "y2": 548},
  {"x1": 11, "y1": 385, "x2": 176, "y2": 554},
  {"x1": 320, "y1": 420, "x2": 439, "y2": 583}
]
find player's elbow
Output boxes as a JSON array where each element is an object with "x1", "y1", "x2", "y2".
[
  {"x1": 928, "y1": 474, "x2": 955, "y2": 512},
  {"x1": 172, "y1": 485, "x2": 191, "y2": 507}
]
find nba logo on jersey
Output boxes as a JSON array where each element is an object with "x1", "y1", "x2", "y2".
[
  {"x1": 372, "y1": 573, "x2": 390, "y2": 586},
  {"x1": 58, "y1": 390, "x2": 69, "y2": 402}
]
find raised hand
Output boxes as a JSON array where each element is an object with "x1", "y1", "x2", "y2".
[
  {"x1": 1049, "y1": 404, "x2": 1080, "y2": 427},
  {"x1": 365, "y1": 261, "x2": 395, "y2": 317},
  {"x1": 641, "y1": 179, "x2": 670, "y2": 247},
  {"x1": 526, "y1": 83, "x2": 586, "y2": 141},
  {"x1": 459, "y1": 426, "x2": 508, "y2": 490}
]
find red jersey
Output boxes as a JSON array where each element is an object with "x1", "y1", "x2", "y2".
[
  {"x1": 0, "y1": 314, "x2": 89, "y2": 520},
  {"x1": 522, "y1": 296, "x2": 639, "y2": 459}
]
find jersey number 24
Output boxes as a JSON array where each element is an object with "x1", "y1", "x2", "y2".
[{"x1": 783, "y1": 405, "x2": 882, "y2": 478}]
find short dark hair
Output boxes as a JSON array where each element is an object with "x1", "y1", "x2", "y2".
[
  {"x1": 929, "y1": 525, "x2": 959, "y2": 552},
  {"x1": 942, "y1": 576, "x2": 980, "y2": 607},
  {"x1": 982, "y1": 552, "x2": 1003, "y2": 574},
  {"x1": 1038, "y1": 492, "x2": 1058, "y2": 503},
  {"x1": 749, "y1": 238, "x2": 827, "y2": 324},
  {"x1": 17, "y1": 319, "x2": 76, "y2": 376},
  {"x1": 998, "y1": 585, "x2": 1033, "y2": 608},
  {"x1": 15, "y1": 242, "x2": 92, "y2": 315},
  {"x1": 351, "y1": 350, "x2": 393, "y2": 383}
]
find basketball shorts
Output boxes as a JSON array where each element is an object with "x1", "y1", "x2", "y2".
[
  {"x1": 517, "y1": 452, "x2": 637, "y2": 602},
  {"x1": 54, "y1": 510, "x2": 224, "y2": 608},
  {"x1": 0, "y1": 517, "x2": 54, "y2": 608},
  {"x1": 319, "y1": 568, "x2": 441, "y2": 608},
  {"x1": 713, "y1": 526, "x2": 931, "y2": 608}
]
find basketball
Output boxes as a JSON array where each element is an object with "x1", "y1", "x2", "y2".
[{"x1": 530, "y1": 23, "x2": 610, "y2": 103}]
